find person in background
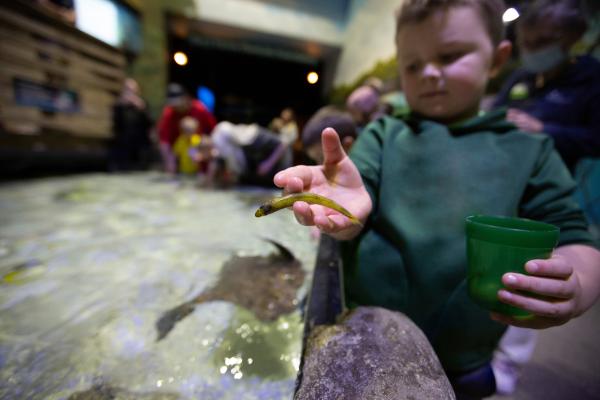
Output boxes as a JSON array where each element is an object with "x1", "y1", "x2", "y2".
[
  {"x1": 201, "y1": 121, "x2": 294, "y2": 187},
  {"x1": 301, "y1": 105, "x2": 358, "y2": 165},
  {"x1": 492, "y1": 0, "x2": 600, "y2": 393},
  {"x1": 493, "y1": 0, "x2": 600, "y2": 171},
  {"x1": 157, "y1": 83, "x2": 216, "y2": 175},
  {"x1": 110, "y1": 78, "x2": 152, "y2": 172},
  {"x1": 345, "y1": 77, "x2": 386, "y2": 131},
  {"x1": 269, "y1": 107, "x2": 299, "y2": 144},
  {"x1": 273, "y1": 0, "x2": 600, "y2": 398},
  {"x1": 268, "y1": 107, "x2": 299, "y2": 169},
  {"x1": 172, "y1": 116, "x2": 203, "y2": 176}
]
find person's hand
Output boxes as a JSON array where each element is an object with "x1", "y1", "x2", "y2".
[
  {"x1": 491, "y1": 254, "x2": 582, "y2": 329},
  {"x1": 257, "y1": 159, "x2": 274, "y2": 176},
  {"x1": 274, "y1": 128, "x2": 372, "y2": 240},
  {"x1": 506, "y1": 109, "x2": 544, "y2": 133}
]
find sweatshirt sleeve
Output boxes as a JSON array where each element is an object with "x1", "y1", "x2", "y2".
[{"x1": 518, "y1": 136, "x2": 597, "y2": 248}]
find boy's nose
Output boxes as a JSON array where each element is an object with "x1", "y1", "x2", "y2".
[{"x1": 422, "y1": 63, "x2": 442, "y2": 79}]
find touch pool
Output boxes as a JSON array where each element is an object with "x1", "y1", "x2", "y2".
[{"x1": 0, "y1": 173, "x2": 317, "y2": 400}]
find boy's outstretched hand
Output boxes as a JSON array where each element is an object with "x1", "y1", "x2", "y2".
[
  {"x1": 274, "y1": 128, "x2": 372, "y2": 241},
  {"x1": 492, "y1": 244, "x2": 600, "y2": 329}
]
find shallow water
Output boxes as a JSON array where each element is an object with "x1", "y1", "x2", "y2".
[{"x1": 0, "y1": 173, "x2": 317, "y2": 400}]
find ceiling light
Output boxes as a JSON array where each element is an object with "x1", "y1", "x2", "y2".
[
  {"x1": 174, "y1": 51, "x2": 188, "y2": 66},
  {"x1": 307, "y1": 71, "x2": 319, "y2": 84},
  {"x1": 502, "y1": 7, "x2": 519, "y2": 23}
]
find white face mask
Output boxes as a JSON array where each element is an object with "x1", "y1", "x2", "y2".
[{"x1": 521, "y1": 43, "x2": 568, "y2": 73}]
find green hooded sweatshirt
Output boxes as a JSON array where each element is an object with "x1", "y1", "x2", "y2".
[{"x1": 342, "y1": 108, "x2": 595, "y2": 373}]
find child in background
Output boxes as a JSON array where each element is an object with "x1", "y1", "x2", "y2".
[
  {"x1": 269, "y1": 107, "x2": 299, "y2": 146},
  {"x1": 172, "y1": 116, "x2": 203, "y2": 175},
  {"x1": 346, "y1": 78, "x2": 386, "y2": 131},
  {"x1": 269, "y1": 107, "x2": 300, "y2": 166},
  {"x1": 301, "y1": 105, "x2": 358, "y2": 165},
  {"x1": 274, "y1": 0, "x2": 600, "y2": 398}
]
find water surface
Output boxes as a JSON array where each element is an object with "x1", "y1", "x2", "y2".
[{"x1": 0, "y1": 173, "x2": 316, "y2": 399}]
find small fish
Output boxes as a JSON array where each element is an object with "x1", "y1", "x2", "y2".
[
  {"x1": 1, "y1": 259, "x2": 45, "y2": 284},
  {"x1": 255, "y1": 193, "x2": 362, "y2": 225}
]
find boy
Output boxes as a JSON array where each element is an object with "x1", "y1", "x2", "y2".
[
  {"x1": 273, "y1": 0, "x2": 600, "y2": 398},
  {"x1": 172, "y1": 116, "x2": 203, "y2": 175}
]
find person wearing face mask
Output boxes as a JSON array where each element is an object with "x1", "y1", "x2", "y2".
[
  {"x1": 491, "y1": 1, "x2": 600, "y2": 394},
  {"x1": 493, "y1": 0, "x2": 600, "y2": 172}
]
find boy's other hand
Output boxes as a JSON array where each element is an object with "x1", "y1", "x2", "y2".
[
  {"x1": 491, "y1": 253, "x2": 581, "y2": 329},
  {"x1": 273, "y1": 128, "x2": 372, "y2": 240}
]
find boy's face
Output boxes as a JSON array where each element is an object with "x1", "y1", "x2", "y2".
[{"x1": 396, "y1": 6, "x2": 506, "y2": 123}]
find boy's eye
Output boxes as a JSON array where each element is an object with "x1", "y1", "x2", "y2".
[
  {"x1": 439, "y1": 52, "x2": 463, "y2": 64},
  {"x1": 404, "y1": 63, "x2": 420, "y2": 74}
]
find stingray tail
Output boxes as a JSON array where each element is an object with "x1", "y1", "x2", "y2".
[
  {"x1": 155, "y1": 301, "x2": 196, "y2": 341},
  {"x1": 261, "y1": 237, "x2": 295, "y2": 261}
]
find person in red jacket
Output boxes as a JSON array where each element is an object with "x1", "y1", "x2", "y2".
[{"x1": 157, "y1": 83, "x2": 217, "y2": 174}]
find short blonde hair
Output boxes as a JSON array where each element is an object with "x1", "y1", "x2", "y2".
[{"x1": 396, "y1": 0, "x2": 507, "y2": 46}]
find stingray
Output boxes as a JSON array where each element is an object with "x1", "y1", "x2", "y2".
[{"x1": 156, "y1": 239, "x2": 305, "y2": 341}]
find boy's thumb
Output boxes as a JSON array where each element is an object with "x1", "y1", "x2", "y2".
[{"x1": 322, "y1": 127, "x2": 346, "y2": 165}]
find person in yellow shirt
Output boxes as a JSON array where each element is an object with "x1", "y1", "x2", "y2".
[{"x1": 172, "y1": 116, "x2": 203, "y2": 175}]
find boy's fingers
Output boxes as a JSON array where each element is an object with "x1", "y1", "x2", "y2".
[
  {"x1": 322, "y1": 128, "x2": 347, "y2": 166},
  {"x1": 314, "y1": 215, "x2": 334, "y2": 231},
  {"x1": 292, "y1": 201, "x2": 315, "y2": 226},
  {"x1": 327, "y1": 214, "x2": 354, "y2": 230},
  {"x1": 525, "y1": 258, "x2": 572, "y2": 278},
  {"x1": 497, "y1": 289, "x2": 574, "y2": 319},
  {"x1": 502, "y1": 273, "x2": 576, "y2": 299},
  {"x1": 274, "y1": 166, "x2": 314, "y2": 191},
  {"x1": 313, "y1": 214, "x2": 354, "y2": 234}
]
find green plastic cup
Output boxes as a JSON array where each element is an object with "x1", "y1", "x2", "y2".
[{"x1": 465, "y1": 215, "x2": 559, "y2": 317}]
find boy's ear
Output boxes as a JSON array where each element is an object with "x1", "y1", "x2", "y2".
[{"x1": 489, "y1": 40, "x2": 512, "y2": 78}]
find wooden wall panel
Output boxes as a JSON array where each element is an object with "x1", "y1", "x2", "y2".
[{"x1": 0, "y1": 1, "x2": 126, "y2": 140}]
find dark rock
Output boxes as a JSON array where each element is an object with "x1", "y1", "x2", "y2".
[{"x1": 295, "y1": 306, "x2": 455, "y2": 400}]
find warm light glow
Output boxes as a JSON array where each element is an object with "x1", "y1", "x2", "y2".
[
  {"x1": 174, "y1": 51, "x2": 188, "y2": 66},
  {"x1": 502, "y1": 7, "x2": 519, "y2": 23},
  {"x1": 307, "y1": 71, "x2": 319, "y2": 84}
]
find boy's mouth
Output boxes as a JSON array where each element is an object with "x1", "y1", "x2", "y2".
[{"x1": 420, "y1": 90, "x2": 447, "y2": 98}]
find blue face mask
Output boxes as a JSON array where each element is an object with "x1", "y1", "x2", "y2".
[{"x1": 521, "y1": 44, "x2": 567, "y2": 73}]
